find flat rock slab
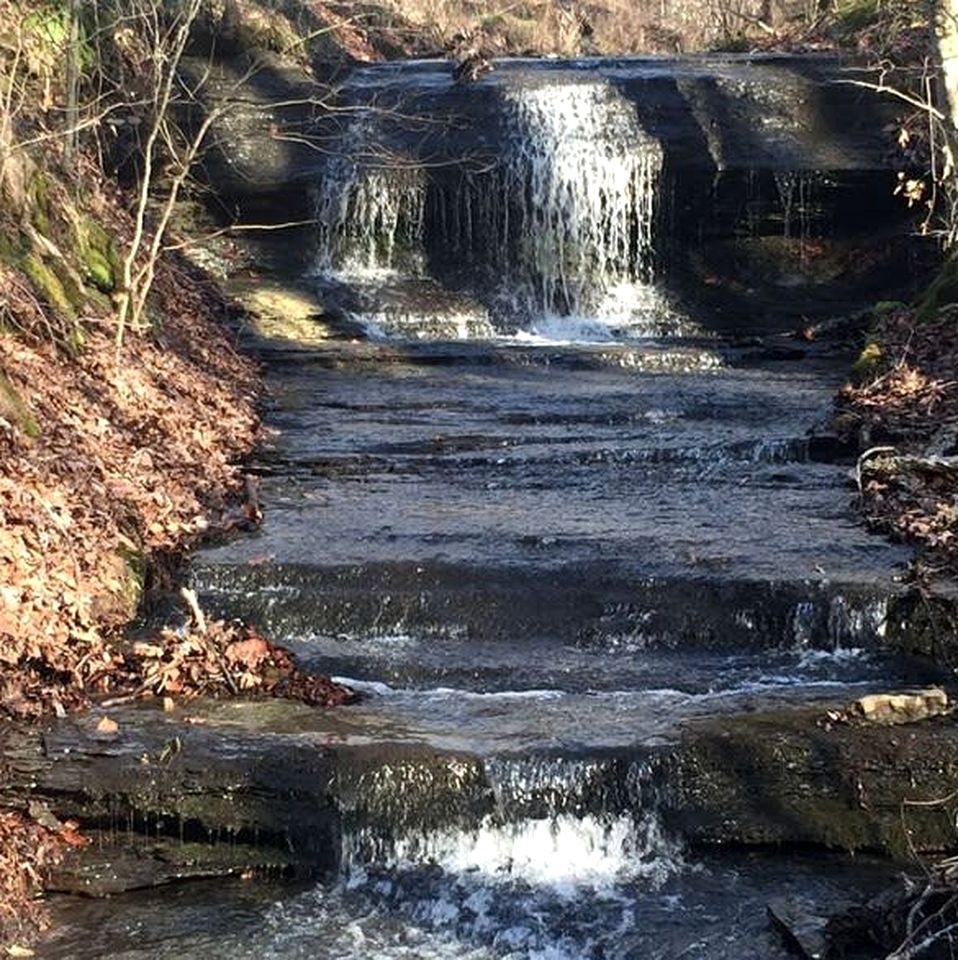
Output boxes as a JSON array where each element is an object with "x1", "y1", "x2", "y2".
[
  {"x1": 47, "y1": 835, "x2": 292, "y2": 897},
  {"x1": 767, "y1": 897, "x2": 829, "y2": 960},
  {"x1": 6, "y1": 698, "x2": 958, "y2": 897},
  {"x1": 196, "y1": 53, "x2": 902, "y2": 203}
]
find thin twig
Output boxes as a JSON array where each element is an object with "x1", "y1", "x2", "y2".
[
  {"x1": 834, "y1": 78, "x2": 947, "y2": 121},
  {"x1": 179, "y1": 587, "x2": 207, "y2": 635}
]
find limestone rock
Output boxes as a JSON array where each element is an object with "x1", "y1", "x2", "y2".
[{"x1": 850, "y1": 687, "x2": 949, "y2": 725}]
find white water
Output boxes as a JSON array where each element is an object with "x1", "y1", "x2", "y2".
[
  {"x1": 313, "y1": 114, "x2": 427, "y2": 275},
  {"x1": 328, "y1": 809, "x2": 685, "y2": 959},
  {"x1": 491, "y1": 81, "x2": 663, "y2": 320},
  {"x1": 310, "y1": 75, "x2": 692, "y2": 340},
  {"x1": 343, "y1": 811, "x2": 683, "y2": 892}
]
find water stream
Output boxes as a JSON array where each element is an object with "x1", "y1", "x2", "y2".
[{"x1": 39, "y1": 57, "x2": 925, "y2": 959}]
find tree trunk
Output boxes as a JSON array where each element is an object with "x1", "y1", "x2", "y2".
[
  {"x1": 64, "y1": 0, "x2": 80, "y2": 166},
  {"x1": 937, "y1": 1, "x2": 958, "y2": 128}
]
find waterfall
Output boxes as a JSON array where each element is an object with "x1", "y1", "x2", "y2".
[
  {"x1": 312, "y1": 72, "x2": 673, "y2": 337},
  {"x1": 339, "y1": 755, "x2": 681, "y2": 893},
  {"x1": 434, "y1": 79, "x2": 665, "y2": 321},
  {"x1": 313, "y1": 114, "x2": 427, "y2": 277}
]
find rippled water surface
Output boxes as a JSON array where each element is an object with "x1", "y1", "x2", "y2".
[{"x1": 40, "y1": 847, "x2": 898, "y2": 960}]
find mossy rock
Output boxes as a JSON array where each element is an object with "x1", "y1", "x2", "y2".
[
  {"x1": 28, "y1": 171, "x2": 52, "y2": 237},
  {"x1": 670, "y1": 706, "x2": 958, "y2": 858},
  {"x1": 834, "y1": 0, "x2": 880, "y2": 36},
  {"x1": 917, "y1": 253, "x2": 958, "y2": 321},
  {"x1": 0, "y1": 229, "x2": 22, "y2": 267},
  {"x1": 74, "y1": 216, "x2": 118, "y2": 293},
  {"x1": 873, "y1": 300, "x2": 905, "y2": 316},
  {"x1": 22, "y1": 251, "x2": 80, "y2": 323},
  {"x1": 852, "y1": 337, "x2": 883, "y2": 379},
  {"x1": 0, "y1": 368, "x2": 40, "y2": 438},
  {"x1": 93, "y1": 535, "x2": 146, "y2": 623},
  {"x1": 21, "y1": 3, "x2": 94, "y2": 77}
]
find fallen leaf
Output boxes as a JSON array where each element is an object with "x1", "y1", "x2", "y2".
[
  {"x1": 224, "y1": 635, "x2": 270, "y2": 669},
  {"x1": 95, "y1": 716, "x2": 119, "y2": 735}
]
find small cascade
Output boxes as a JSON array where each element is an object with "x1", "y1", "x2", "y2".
[
  {"x1": 311, "y1": 73, "x2": 678, "y2": 339},
  {"x1": 314, "y1": 162, "x2": 426, "y2": 276},
  {"x1": 331, "y1": 753, "x2": 683, "y2": 957},
  {"x1": 341, "y1": 810, "x2": 681, "y2": 891},
  {"x1": 483, "y1": 754, "x2": 648, "y2": 818},
  {"x1": 785, "y1": 596, "x2": 889, "y2": 649},
  {"x1": 432, "y1": 80, "x2": 665, "y2": 322},
  {"x1": 312, "y1": 105, "x2": 427, "y2": 277},
  {"x1": 340, "y1": 754, "x2": 680, "y2": 894}
]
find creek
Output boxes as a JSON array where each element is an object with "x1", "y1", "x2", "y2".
[{"x1": 36, "y1": 55, "x2": 942, "y2": 958}]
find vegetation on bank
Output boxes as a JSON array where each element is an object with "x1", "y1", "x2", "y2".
[
  {"x1": 0, "y1": 0, "x2": 954, "y2": 951},
  {"x1": 0, "y1": 0, "x2": 331, "y2": 946},
  {"x1": 211, "y1": 0, "x2": 937, "y2": 63}
]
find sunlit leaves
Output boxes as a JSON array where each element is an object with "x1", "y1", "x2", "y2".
[{"x1": 894, "y1": 171, "x2": 927, "y2": 208}]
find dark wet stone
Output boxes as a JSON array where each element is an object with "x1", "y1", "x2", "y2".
[
  {"x1": 665, "y1": 707, "x2": 958, "y2": 857},
  {"x1": 47, "y1": 835, "x2": 295, "y2": 897},
  {"x1": 767, "y1": 897, "x2": 829, "y2": 959},
  {"x1": 191, "y1": 54, "x2": 902, "y2": 207}
]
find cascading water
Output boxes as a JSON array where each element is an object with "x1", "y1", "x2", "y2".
[
  {"x1": 311, "y1": 72, "x2": 683, "y2": 340},
  {"x1": 313, "y1": 112, "x2": 427, "y2": 277},
  {"x1": 332, "y1": 755, "x2": 684, "y2": 958},
  {"x1": 432, "y1": 79, "x2": 665, "y2": 325}
]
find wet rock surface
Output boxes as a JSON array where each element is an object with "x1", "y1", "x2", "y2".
[
  {"x1": 10, "y1": 695, "x2": 958, "y2": 902},
  {"x1": 194, "y1": 338, "x2": 911, "y2": 646},
  {"x1": 19, "y1": 326, "x2": 950, "y2": 958},
  {"x1": 668, "y1": 707, "x2": 958, "y2": 856}
]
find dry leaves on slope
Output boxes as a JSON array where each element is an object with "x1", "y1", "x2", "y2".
[{"x1": 127, "y1": 617, "x2": 357, "y2": 708}]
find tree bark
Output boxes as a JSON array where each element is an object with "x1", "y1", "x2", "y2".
[
  {"x1": 64, "y1": 0, "x2": 80, "y2": 166},
  {"x1": 937, "y1": 0, "x2": 958, "y2": 129}
]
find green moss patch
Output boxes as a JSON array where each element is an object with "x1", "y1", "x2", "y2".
[
  {"x1": 21, "y1": 252, "x2": 79, "y2": 322},
  {"x1": 852, "y1": 337, "x2": 883, "y2": 378},
  {"x1": 74, "y1": 216, "x2": 118, "y2": 293},
  {"x1": 0, "y1": 369, "x2": 40, "y2": 438}
]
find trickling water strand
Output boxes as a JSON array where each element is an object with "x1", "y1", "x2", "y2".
[
  {"x1": 313, "y1": 111, "x2": 427, "y2": 277},
  {"x1": 784, "y1": 596, "x2": 889, "y2": 649},
  {"x1": 773, "y1": 171, "x2": 822, "y2": 249},
  {"x1": 787, "y1": 601, "x2": 818, "y2": 648},
  {"x1": 774, "y1": 171, "x2": 797, "y2": 239},
  {"x1": 483, "y1": 755, "x2": 649, "y2": 820},
  {"x1": 826, "y1": 595, "x2": 888, "y2": 648}
]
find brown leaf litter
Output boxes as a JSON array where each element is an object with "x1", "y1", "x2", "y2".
[{"x1": 836, "y1": 303, "x2": 958, "y2": 576}]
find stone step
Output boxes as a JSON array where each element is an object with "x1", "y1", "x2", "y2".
[
  {"x1": 12, "y1": 696, "x2": 958, "y2": 899},
  {"x1": 193, "y1": 558, "x2": 903, "y2": 652}
]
